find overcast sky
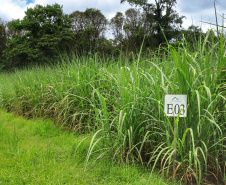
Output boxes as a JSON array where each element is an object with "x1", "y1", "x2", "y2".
[{"x1": 0, "y1": 0, "x2": 225, "y2": 32}]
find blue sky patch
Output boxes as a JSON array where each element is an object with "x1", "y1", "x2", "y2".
[{"x1": 26, "y1": 0, "x2": 34, "y2": 4}]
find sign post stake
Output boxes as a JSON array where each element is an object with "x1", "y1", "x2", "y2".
[
  {"x1": 173, "y1": 120, "x2": 177, "y2": 179},
  {"x1": 164, "y1": 94, "x2": 187, "y2": 180}
]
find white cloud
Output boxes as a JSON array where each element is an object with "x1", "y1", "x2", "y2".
[
  {"x1": 0, "y1": 0, "x2": 133, "y2": 21},
  {"x1": 176, "y1": 0, "x2": 226, "y2": 31},
  {"x1": 0, "y1": 0, "x2": 24, "y2": 20},
  {"x1": 179, "y1": 5, "x2": 226, "y2": 32},
  {"x1": 0, "y1": 0, "x2": 36, "y2": 21},
  {"x1": 0, "y1": 0, "x2": 225, "y2": 32}
]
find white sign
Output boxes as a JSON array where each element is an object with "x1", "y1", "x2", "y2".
[{"x1": 164, "y1": 95, "x2": 187, "y2": 117}]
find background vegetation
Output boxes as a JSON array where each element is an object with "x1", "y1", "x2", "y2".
[{"x1": 0, "y1": 0, "x2": 206, "y2": 69}]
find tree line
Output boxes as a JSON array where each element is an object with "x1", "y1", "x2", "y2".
[{"x1": 0, "y1": 0, "x2": 205, "y2": 69}]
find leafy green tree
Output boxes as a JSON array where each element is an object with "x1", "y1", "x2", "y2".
[
  {"x1": 70, "y1": 11, "x2": 86, "y2": 33},
  {"x1": 123, "y1": 8, "x2": 143, "y2": 39},
  {"x1": 3, "y1": 3, "x2": 73, "y2": 68},
  {"x1": 184, "y1": 25, "x2": 203, "y2": 43},
  {"x1": 69, "y1": 8, "x2": 107, "y2": 53},
  {"x1": 122, "y1": 8, "x2": 146, "y2": 52},
  {"x1": 110, "y1": 12, "x2": 125, "y2": 45},
  {"x1": 110, "y1": 8, "x2": 156, "y2": 52},
  {"x1": 121, "y1": 0, "x2": 185, "y2": 45},
  {"x1": 5, "y1": 20, "x2": 25, "y2": 40},
  {"x1": 0, "y1": 18, "x2": 7, "y2": 68},
  {"x1": 83, "y1": 8, "x2": 107, "y2": 41}
]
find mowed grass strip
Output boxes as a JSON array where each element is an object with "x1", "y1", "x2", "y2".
[{"x1": 0, "y1": 110, "x2": 175, "y2": 185}]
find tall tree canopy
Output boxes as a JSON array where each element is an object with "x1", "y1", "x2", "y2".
[
  {"x1": 3, "y1": 3, "x2": 73, "y2": 67},
  {"x1": 69, "y1": 8, "x2": 107, "y2": 52},
  {"x1": 110, "y1": 8, "x2": 157, "y2": 52},
  {"x1": 110, "y1": 12, "x2": 124, "y2": 45},
  {"x1": 0, "y1": 19, "x2": 7, "y2": 65},
  {"x1": 121, "y1": 0, "x2": 185, "y2": 44},
  {"x1": 122, "y1": 8, "x2": 147, "y2": 51}
]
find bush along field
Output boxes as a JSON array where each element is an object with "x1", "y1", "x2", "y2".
[{"x1": 0, "y1": 30, "x2": 225, "y2": 184}]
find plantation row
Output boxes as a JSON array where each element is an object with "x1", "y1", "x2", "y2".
[{"x1": 0, "y1": 31, "x2": 225, "y2": 184}]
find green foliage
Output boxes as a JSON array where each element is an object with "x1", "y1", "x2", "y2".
[
  {"x1": 3, "y1": 3, "x2": 73, "y2": 68},
  {"x1": 110, "y1": 12, "x2": 124, "y2": 45},
  {"x1": 110, "y1": 8, "x2": 155, "y2": 53},
  {"x1": 121, "y1": 0, "x2": 185, "y2": 45},
  {"x1": 123, "y1": 8, "x2": 145, "y2": 51},
  {"x1": 69, "y1": 8, "x2": 109, "y2": 54},
  {"x1": 121, "y1": 0, "x2": 148, "y2": 6},
  {"x1": 1, "y1": 1, "x2": 190, "y2": 68},
  {"x1": 0, "y1": 30, "x2": 225, "y2": 184},
  {"x1": 0, "y1": 18, "x2": 7, "y2": 69}
]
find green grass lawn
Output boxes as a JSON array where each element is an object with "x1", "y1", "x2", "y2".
[{"x1": 0, "y1": 110, "x2": 176, "y2": 185}]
